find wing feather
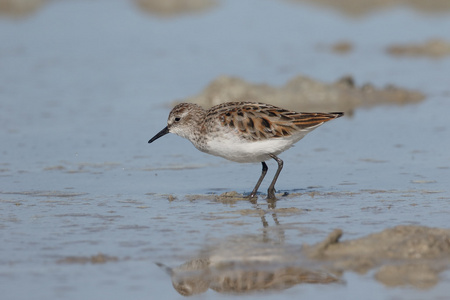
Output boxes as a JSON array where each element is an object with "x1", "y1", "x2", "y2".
[{"x1": 210, "y1": 102, "x2": 342, "y2": 141}]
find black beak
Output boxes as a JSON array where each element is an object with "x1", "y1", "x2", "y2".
[
  {"x1": 148, "y1": 126, "x2": 169, "y2": 143},
  {"x1": 155, "y1": 262, "x2": 174, "y2": 276}
]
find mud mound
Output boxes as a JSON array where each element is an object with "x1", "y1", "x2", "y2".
[
  {"x1": 135, "y1": 0, "x2": 217, "y2": 17},
  {"x1": 387, "y1": 39, "x2": 450, "y2": 58},
  {"x1": 285, "y1": 0, "x2": 450, "y2": 16},
  {"x1": 180, "y1": 75, "x2": 424, "y2": 114},
  {"x1": 305, "y1": 226, "x2": 450, "y2": 288},
  {"x1": 0, "y1": 0, "x2": 47, "y2": 17}
]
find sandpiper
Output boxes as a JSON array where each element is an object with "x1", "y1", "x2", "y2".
[{"x1": 149, "y1": 102, "x2": 343, "y2": 200}]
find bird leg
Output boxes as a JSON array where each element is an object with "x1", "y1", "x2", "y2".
[
  {"x1": 249, "y1": 161, "x2": 268, "y2": 199},
  {"x1": 267, "y1": 154, "x2": 283, "y2": 200}
]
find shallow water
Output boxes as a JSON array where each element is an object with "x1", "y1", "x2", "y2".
[{"x1": 1, "y1": 0, "x2": 450, "y2": 299}]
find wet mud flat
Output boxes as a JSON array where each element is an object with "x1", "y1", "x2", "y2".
[
  {"x1": 3, "y1": 185, "x2": 449, "y2": 298},
  {"x1": 38, "y1": 188, "x2": 449, "y2": 297},
  {"x1": 144, "y1": 188, "x2": 450, "y2": 296}
]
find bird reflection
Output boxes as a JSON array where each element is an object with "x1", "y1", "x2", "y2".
[
  {"x1": 157, "y1": 206, "x2": 340, "y2": 296},
  {"x1": 158, "y1": 257, "x2": 339, "y2": 296}
]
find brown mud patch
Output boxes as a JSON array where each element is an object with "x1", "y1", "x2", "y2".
[
  {"x1": 135, "y1": 0, "x2": 217, "y2": 17},
  {"x1": 316, "y1": 40, "x2": 354, "y2": 54},
  {"x1": 185, "y1": 191, "x2": 249, "y2": 204},
  {"x1": 0, "y1": 0, "x2": 47, "y2": 17},
  {"x1": 329, "y1": 41, "x2": 353, "y2": 54},
  {"x1": 304, "y1": 226, "x2": 450, "y2": 288},
  {"x1": 57, "y1": 253, "x2": 119, "y2": 264},
  {"x1": 387, "y1": 39, "x2": 450, "y2": 58},
  {"x1": 178, "y1": 75, "x2": 424, "y2": 114},
  {"x1": 164, "y1": 189, "x2": 444, "y2": 206},
  {"x1": 285, "y1": 0, "x2": 450, "y2": 16},
  {"x1": 185, "y1": 191, "x2": 307, "y2": 207}
]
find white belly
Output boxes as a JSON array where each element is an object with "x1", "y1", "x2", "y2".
[{"x1": 200, "y1": 132, "x2": 307, "y2": 163}]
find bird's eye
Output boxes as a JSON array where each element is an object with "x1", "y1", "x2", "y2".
[{"x1": 174, "y1": 117, "x2": 181, "y2": 122}]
